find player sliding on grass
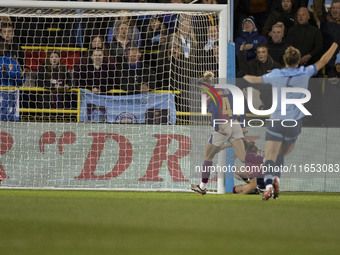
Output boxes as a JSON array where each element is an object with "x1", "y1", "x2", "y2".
[
  {"x1": 244, "y1": 42, "x2": 339, "y2": 200},
  {"x1": 191, "y1": 71, "x2": 256, "y2": 195},
  {"x1": 232, "y1": 139, "x2": 266, "y2": 195}
]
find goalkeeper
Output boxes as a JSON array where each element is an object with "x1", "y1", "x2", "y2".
[
  {"x1": 190, "y1": 71, "x2": 248, "y2": 195},
  {"x1": 232, "y1": 139, "x2": 265, "y2": 195}
]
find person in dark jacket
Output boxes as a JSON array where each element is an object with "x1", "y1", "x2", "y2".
[
  {"x1": 115, "y1": 47, "x2": 155, "y2": 94},
  {"x1": 0, "y1": 22, "x2": 25, "y2": 70},
  {"x1": 37, "y1": 51, "x2": 72, "y2": 109},
  {"x1": 321, "y1": 53, "x2": 340, "y2": 126},
  {"x1": 262, "y1": 0, "x2": 299, "y2": 37},
  {"x1": 235, "y1": 16, "x2": 267, "y2": 61},
  {"x1": 73, "y1": 48, "x2": 115, "y2": 94},
  {"x1": 286, "y1": 7, "x2": 323, "y2": 66},
  {"x1": 238, "y1": 44, "x2": 282, "y2": 76},
  {"x1": 110, "y1": 22, "x2": 138, "y2": 64},
  {"x1": 313, "y1": 0, "x2": 340, "y2": 72},
  {"x1": 237, "y1": 44, "x2": 281, "y2": 110},
  {"x1": 267, "y1": 22, "x2": 290, "y2": 66}
]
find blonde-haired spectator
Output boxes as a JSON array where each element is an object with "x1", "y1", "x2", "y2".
[{"x1": 267, "y1": 22, "x2": 290, "y2": 66}]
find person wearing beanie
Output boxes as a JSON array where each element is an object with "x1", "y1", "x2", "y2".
[{"x1": 235, "y1": 16, "x2": 267, "y2": 61}]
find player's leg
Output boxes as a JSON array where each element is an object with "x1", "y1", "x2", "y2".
[
  {"x1": 229, "y1": 121, "x2": 246, "y2": 163},
  {"x1": 200, "y1": 142, "x2": 221, "y2": 189},
  {"x1": 262, "y1": 139, "x2": 282, "y2": 200},
  {"x1": 271, "y1": 142, "x2": 296, "y2": 199},
  {"x1": 263, "y1": 140, "x2": 282, "y2": 182},
  {"x1": 230, "y1": 138, "x2": 246, "y2": 163},
  {"x1": 263, "y1": 140, "x2": 282, "y2": 199},
  {"x1": 262, "y1": 118, "x2": 296, "y2": 200},
  {"x1": 191, "y1": 131, "x2": 229, "y2": 195},
  {"x1": 271, "y1": 120, "x2": 302, "y2": 199}
]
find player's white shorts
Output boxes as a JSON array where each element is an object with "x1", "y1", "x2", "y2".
[{"x1": 208, "y1": 120, "x2": 244, "y2": 147}]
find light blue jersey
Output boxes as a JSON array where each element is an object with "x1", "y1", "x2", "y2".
[{"x1": 262, "y1": 64, "x2": 317, "y2": 120}]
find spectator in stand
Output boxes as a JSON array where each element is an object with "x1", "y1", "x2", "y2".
[
  {"x1": 235, "y1": 16, "x2": 267, "y2": 61},
  {"x1": 321, "y1": 53, "x2": 340, "y2": 126},
  {"x1": 286, "y1": 7, "x2": 323, "y2": 125},
  {"x1": 235, "y1": 0, "x2": 268, "y2": 35},
  {"x1": 110, "y1": 22, "x2": 138, "y2": 63},
  {"x1": 262, "y1": 0, "x2": 299, "y2": 37},
  {"x1": 327, "y1": 52, "x2": 340, "y2": 77},
  {"x1": 267, "y1": 22, "x2": 290, "y2": 66},
  {"x1": 115, "y1": 47, "x2": 155, "y2": 93},
  {"x1": 89, "y1": 35, "x2": 108, "y2": 54},
  {"x1": 193, "y1": 0, "x2": 219, "y2": 46},
  {"x1": 158, "y1": 39, "x2": 193, "y2": 113},
  {"x1": 0, "y1": 41, "x2": 22, "y2": 87},
  {"x1": 212, "y1": 41, "x2": 219, "y2": 76},
  {"x1": 234, "y1": 0, "x2": 273, "y2": 36},
  {"x1": 234, "y1": 1, "x2": 309, "y2": 38},
  {"x1": 173, "y1": 17, "x2": 199, "y2": 89},
  {"x1": 74, "y1": 48, "x2": 115, "y2": 94},
  {"x1": 107, "y1": 11, "x2": 140, "y2": 46},
  {"x1": 0, "y1": 21, "x2": 25, "y2": 70},
  {"x1": 156, "y1": 43, "x2": 183, "y2": 91},
  {"x1": 238, "y1": 44, "x2": 282, "y2": 76},
  {"x1": 175, "y1": 17, "x2": 198, "y2": 60},
  {"x1": 72, "y1": 0, "x2": 112, "y2": 49},
  {"x1": 36, "y1": 51, "x2": 72, "y2": 109},
  {"x1": 157, "y1": 0, "x2": 182, "y2": 35},
  {"x1": 141, "y1": 15, "x2": 168, "y2": 67},
  {"x1": 204, "y1": 25, "x2": 218, "y2": 53},
  {"x1": 202, "y1": 26, "x2": 219, "y2": 76},
  {"x1": 81, "y1": 35, "x2": 114, "y2": 63},
  {"x1": 286, "y1": 7, "x2": 323, "y2": 66},
  {"x1": 313, "y1": 0, "x2": 340, "y2": 72},
  {"x1": 237, "y1": 44, "x2": 281, "y2": 110}
]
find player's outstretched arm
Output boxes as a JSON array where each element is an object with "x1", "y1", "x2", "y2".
[
  {"x1": 315, "y1": 42, "x2": 339, "y2": 71},
  {"x1": 243, "y1": 75, "x2": 262, "y2": 84}
]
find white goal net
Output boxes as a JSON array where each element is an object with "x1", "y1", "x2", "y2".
[{"x1": 0, "y1": 1, "x2": 230, "y2": 191}]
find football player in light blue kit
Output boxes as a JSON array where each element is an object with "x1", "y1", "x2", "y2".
[{"x1": 244, "y1": 42, "x2": 338, "y2": 200}]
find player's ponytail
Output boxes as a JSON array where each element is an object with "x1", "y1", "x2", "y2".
[
  {"x1": 198, "y1": 71, "x2": 214, "y2": 86},
  {"x1": 243, "y1": 139, "x2": 262, "y2": 154},
  {"x1": 283, "y1": 46, "x2": 301, "y2": 67},
  {"x1": 202, "y1": 71, "x2": 214, "y2": 79}
]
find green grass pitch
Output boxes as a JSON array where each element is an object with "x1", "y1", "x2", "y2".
[{"x1": 1, "y1": 190, "x2": 340, "y2": 255}]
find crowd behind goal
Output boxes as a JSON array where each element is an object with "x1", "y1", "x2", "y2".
[{"x1": 0, "y1": 0, "x2": 339, "y2": 126}]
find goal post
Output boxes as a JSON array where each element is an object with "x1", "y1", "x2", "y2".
[{"x1": 0, "y1": 1, "x2": 234, "y2": 192}]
